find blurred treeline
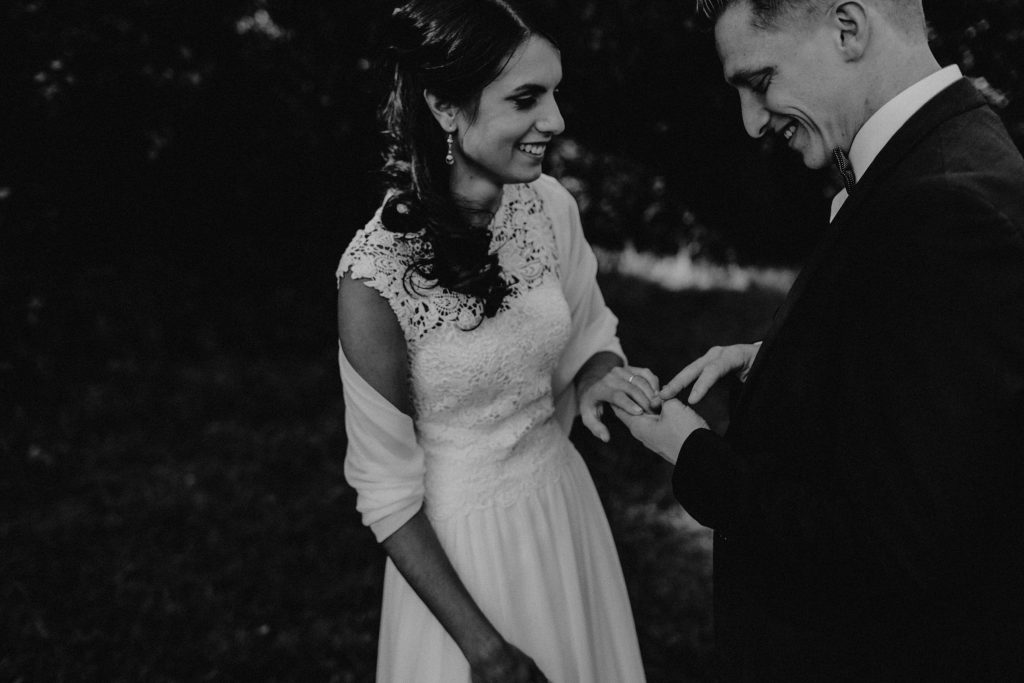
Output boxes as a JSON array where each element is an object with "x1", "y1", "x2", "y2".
[
  {"x1": 3, "y1": 0, "x2": 1023, "y2": 498},
  {"x1": 1, "y1": 1, "x2": 1022, "y2": 678}
]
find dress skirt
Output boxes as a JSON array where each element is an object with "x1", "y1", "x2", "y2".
[{"x1": 375, "y1": 439, "x2": 646, "y2": 682}]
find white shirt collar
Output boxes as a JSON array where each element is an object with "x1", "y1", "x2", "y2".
[{"x1": 830, "y1": 65, "x2": 963, "y2": 222}]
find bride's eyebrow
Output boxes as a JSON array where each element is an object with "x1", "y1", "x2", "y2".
[{"x1": 507, "y1": 83, "x2": 548, "y2": 96}]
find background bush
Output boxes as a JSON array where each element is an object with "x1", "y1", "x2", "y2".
[{"x1": 2, "y1": 1, "x2": 1022, "y2": 680}]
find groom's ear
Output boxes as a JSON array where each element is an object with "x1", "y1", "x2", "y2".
[{"x1": 832, "y1": 1, "x2": 869, "y2": 62}]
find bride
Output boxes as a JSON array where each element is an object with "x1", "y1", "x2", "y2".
[{"x1": 336, "y1": 1, "x2": 657, "y2": 680}]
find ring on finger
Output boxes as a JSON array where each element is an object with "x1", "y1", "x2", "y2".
[{"x1": 627, "y1": 373, "x2": 636, "y2": 384}]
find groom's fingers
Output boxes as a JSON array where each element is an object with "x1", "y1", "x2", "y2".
[
  {"x1": 687, "y1": 365, "x2": 724, "y2": 404},
  {"x1": 612, "y1": 404, "x2": 662, "y2": 455},
  {"x1": 660, "y1": 359, "x2": 706, "y2": 400},
  {"x1": 663, "y1": 345, "x2": 753, "y2": 403},
  {"x1": 687, "y1": 345, "x2": 754, "y2": 402}
]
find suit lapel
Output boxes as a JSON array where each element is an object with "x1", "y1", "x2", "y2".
[
  {"x1": 732, "y1": 79, "x2": 988, "y2": 421},
  {"x1": 732, "y1": 220, "x2": 842, "y2": 418}
]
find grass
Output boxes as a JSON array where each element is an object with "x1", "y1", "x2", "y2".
[{"x1": 1, "y1": 273, "x2": 784, "y2": 682}]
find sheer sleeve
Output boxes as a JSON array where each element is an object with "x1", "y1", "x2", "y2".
[{"x1": 535, "y1": 175, "x2": 626, "y2": 432}]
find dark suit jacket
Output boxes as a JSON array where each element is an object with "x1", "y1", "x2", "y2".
[{"x1": 674, "y1": 79, "x2": 1024, "y2": 681}]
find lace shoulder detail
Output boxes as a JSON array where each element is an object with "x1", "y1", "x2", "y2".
[
  {"x1": 336, "y1": 183, "x2": 559, "y2": 342},
  {"x1": 336, "y1": 210, "x2": 439, "y2": 332},
  {"x1": 337, "y1": 214, "x2": 422, "y2": 289}
]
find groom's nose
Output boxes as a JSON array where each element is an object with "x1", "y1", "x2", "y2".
[{"x1": 739, "y1": 90, "x2": 769, "y2": 138}]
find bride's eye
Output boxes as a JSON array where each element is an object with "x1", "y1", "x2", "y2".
[{"x1": 512, "y1": 96, "x2": 538, "y2": 110}]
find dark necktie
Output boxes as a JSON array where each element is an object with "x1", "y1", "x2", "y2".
[{"x1": 832, "y1": 147, "x2": 857, "y2": 194}]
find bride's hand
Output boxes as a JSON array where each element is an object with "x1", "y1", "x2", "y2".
[
  {"x1": 579, "y1": 365, "x2": 662, "y2": 443},
  {"x1": 660, "y1": 343, "x2": 761, "y2": 405},
  {"x1": 469, "y1": 641, "x2": 550, "y2": 683}
]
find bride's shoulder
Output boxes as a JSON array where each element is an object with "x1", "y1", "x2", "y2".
[
  {"x1": 337, "y1": 200, "x2": 424, "y2": 287},
  {"x1": 529, "y1": 173, "x2": 575, "y2": 207}
]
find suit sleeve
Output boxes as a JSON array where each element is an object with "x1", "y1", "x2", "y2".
[{"x1": 675, "y1": 176, "x2": 1024, "y2": 607}]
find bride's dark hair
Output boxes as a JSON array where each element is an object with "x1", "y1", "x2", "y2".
[{"x1": 377, "y1": 0, "x2": 562, "y2": 319}]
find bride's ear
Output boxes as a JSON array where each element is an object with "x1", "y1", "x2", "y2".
[{"x1": 424, "y1": 90, "x2": 458, "y2": 132}]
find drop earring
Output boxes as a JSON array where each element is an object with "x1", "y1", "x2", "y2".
[{"x1": 445, "y1": 132, "x2": 455, "y2": 166}]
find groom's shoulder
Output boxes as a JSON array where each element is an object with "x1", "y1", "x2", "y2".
[
  {"x1": 923, "y1": 116, "x2": 1023, "y2": 218},
  {"x1": 937, "y1": 102, "x2": 1024, "y2": 172},
  {"x1": 878, "y1": 172, "x2": 1024, "y2": 254},
  {"x1": 882, "y1": 107, "x2": 1024, "y2": 223}
]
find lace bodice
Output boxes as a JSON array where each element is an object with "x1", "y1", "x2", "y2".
[{"x1": 339, "y1": 182, "x2": 574, "y2": 520}]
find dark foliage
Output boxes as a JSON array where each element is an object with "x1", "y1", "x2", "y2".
[
  {"x1": 5, "y1": 0, "x2": 1020, "y2": 488},
  {"x1": 2, "y1": 274, "x2": 785, "y2": 681},
  {"x1": 2, "y1": 0, "x2": 1021, "y2": 679}
]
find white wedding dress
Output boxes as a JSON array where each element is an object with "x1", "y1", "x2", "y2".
[{"x1": 338, "y1": 175, "x2": 645, "y2": 682}]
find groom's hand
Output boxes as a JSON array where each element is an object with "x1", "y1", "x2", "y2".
[
  {"x1": 660, "y1": 343, "x2": 761, "y2": 405},
  {"x1": 613, "y1": 399, "x2": 709, "y2": 465}
]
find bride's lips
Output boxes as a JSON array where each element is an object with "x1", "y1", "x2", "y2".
[{"x1": 517, "y1": 141, "x2": 548, "y2": 158}]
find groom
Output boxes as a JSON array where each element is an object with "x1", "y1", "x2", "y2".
[{"x1": 617, "y1": 0, "x2": 1024, "y2": 679}]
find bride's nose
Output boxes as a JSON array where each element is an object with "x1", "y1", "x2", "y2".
[{"x1": 536, "y1": 98, "x2": 565, "y2": 136}]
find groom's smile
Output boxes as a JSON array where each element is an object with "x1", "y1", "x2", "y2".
[
  {"x1": 716, "y1": 1, "x2": 861, "y2": 170},
  {"x1": 777, "y1": 119, "x2": 799, "y2": 145}
]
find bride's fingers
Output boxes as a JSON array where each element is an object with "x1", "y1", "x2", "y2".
[
  {"x1": 580, "y1": 402, "x2": 610, "y2": 443},
  {"x1": 612, "y1": 388, "x2": 648, "y2": 415},
  {"x1": 629, "y1": 367, "x2": 662, "y2": 411},
  {"x1": 631, "y1": 367, "x2": 661, "y2": 395},
  {"x1": 609, "y1": 405, "x2": 631, "y2": 438},
  {"x1": 617, "y1": 368, "x2": 657, "y2": 413}
]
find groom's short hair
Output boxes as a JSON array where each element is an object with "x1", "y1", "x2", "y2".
[
  {"x1": 696, "y1": 0, "x2": 825, "y2": 28},
  {"x1": 697, "y1": 0, "x2": 926, "y2": 35}
]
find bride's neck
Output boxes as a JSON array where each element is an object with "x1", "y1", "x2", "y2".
[{"x1": 451, "y1": 175, "x2": 503, "y2": 228}]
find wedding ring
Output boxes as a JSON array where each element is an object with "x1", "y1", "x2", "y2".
[{"x1": 627, "y1": 374, "x2": 636, "y2": 384}]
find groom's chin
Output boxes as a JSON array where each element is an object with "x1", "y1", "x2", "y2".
[{"x1": 799, "y1": 144, "x2": 834, "y2": 172}]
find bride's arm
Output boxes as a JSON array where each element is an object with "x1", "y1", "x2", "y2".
[
  {"x1": 380, "y1": 512, "x2": 542, "y2": 679},
  {"x1": 337, "y1": 273, "x2": 546, "y2": 682}
]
